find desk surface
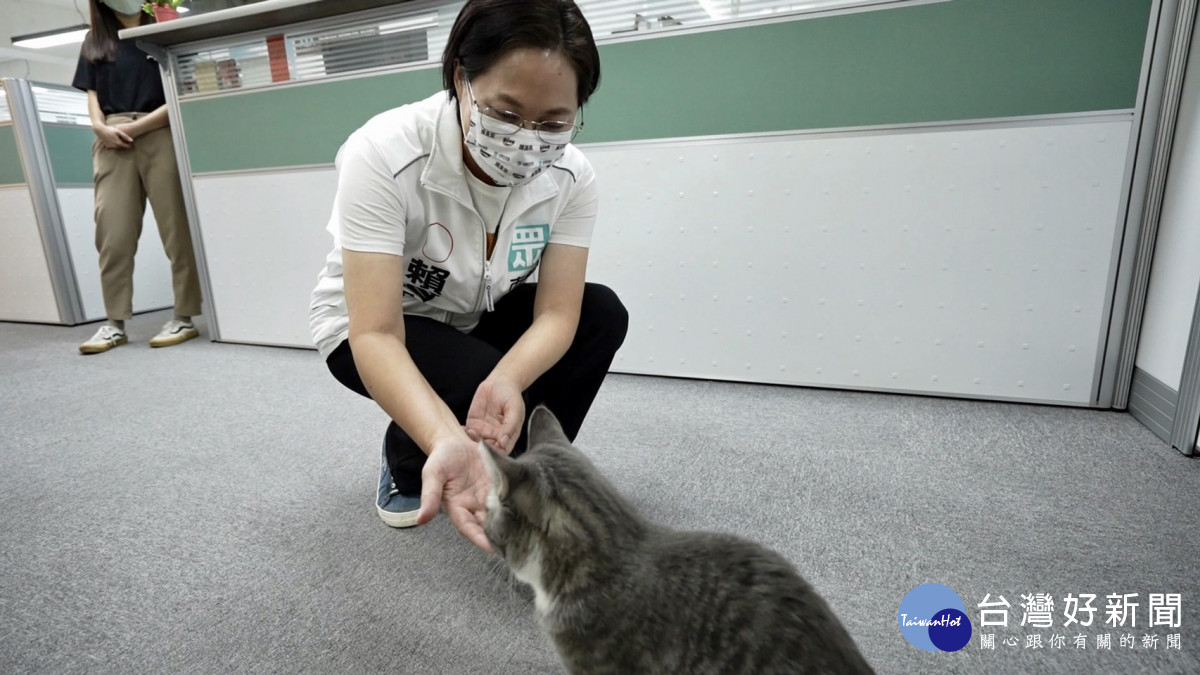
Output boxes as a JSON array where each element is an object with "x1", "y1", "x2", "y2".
[{"x1": 119, "y1": 0, "x2": 411, "y2": 47}]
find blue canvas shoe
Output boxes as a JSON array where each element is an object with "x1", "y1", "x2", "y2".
[{"x1": 377, "y1": 446, "x2": 421, "y2": 528}]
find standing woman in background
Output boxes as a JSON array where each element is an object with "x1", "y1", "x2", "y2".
[{"x1": 73, "y1": 0, "x2": 202, "y2": 354}]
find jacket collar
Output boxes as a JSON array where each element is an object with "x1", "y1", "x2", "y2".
[{"x1": 421, "y1": 92, "x2": 559, "y2": 214}]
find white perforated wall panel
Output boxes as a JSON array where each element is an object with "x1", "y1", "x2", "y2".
[
  {"x1": 58, "y1": 187, "x2": 176, "y2": 322},
  {"x1": 583, "y1": 120, "x2": 1132, "y2": 405},
  {"x1": 193, "y1": 169, "x2": 338, "y2": 347},
  {"x1": 189, "y1": 120, "x2": 1131, "y2": 405},
  {"x1": 0, "y1": 186, "x2": 59, "y2": 323}
]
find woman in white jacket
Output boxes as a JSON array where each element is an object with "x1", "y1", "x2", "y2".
[{"x1": 310, "y1": 0, "x2": 627, "y2": 551}]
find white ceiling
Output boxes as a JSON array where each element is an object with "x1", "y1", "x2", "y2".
[
  {"x1": 32, "y1": 0, "x2": 87, "y2": 9},
  {"x1": 3, "y1": 0, "x2": 246, "y2": 60},
  {"x1": 3, "y1": 0, "x2": 94, "y2": 69},
  {"x1": 0, "y1": 0, "x2": 251, "y2": 83}
]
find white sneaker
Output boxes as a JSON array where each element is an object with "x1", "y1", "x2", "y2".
[
  {"x1": 149, "y1": 319, "x2": 199, "y2": 348},
  {"x1": 80, "y1": 325, "x2": 128, "y2": 354}
]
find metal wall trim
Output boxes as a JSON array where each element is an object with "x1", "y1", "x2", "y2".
[
  {"x1": 577, "y1": 110, "x2": 1136, "y2": 151},
  {"x1": 1129, "y1": 366, "x2": 1179, "y2": 441},
  {"x1": 1172, "y1": 282, "x2": 1200, "y2": 455},
  {"x1": 1113, "y1": 0, "x2": 1198, "y2": 409},
  {"x1": 601, "y1": 372, "x2": 1131, "y2": 411},
  {"x1": 2, "y1": 78, "x2": 84, "y2": 325},
  {"x1": 1095, "y1": 0, "x2": 1169, "y2": 407},
  {"x1": 191, "y1": 163, "x2": 335, "y2": 178}
]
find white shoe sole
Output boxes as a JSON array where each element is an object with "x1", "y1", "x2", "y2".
[
  {"x1": 150, "y1": 329, "x2": 198, "y2": 348},
  {"x1": 376, "y1": 504, "x2": 421, "y2": 528},
  {"x1": 80, "y1": 335, "x2": 128, "y2": 354}
]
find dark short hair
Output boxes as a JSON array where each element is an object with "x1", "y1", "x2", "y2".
[{"x1": 442, "y1": 0, "x2": 601, "y2": 107}]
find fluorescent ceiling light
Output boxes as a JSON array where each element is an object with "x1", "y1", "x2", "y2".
[
  {"x1": 378, "y1": 14, "x2": 438, "y2": 35},
  {"x1": 12, "y1": 24, "x2": 90, "y2": 49}
]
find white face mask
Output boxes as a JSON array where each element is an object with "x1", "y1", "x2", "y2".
[
  {"x1": 104, "y1": 0, "x2": 145, "y2": 16},
  {"x1": 461, "y1": 84, "x2": 572, "y2": 188}
]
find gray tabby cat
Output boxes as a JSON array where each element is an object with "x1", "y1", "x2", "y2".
[{"x1": 480, "y1": 406, "x2": 875, "y2": 675}]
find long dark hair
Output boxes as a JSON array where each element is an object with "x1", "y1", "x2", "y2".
[
  {"x1": 81, "y1": 0, "x2": 153, "y2": 63},
  {"x1": 442, "y1": 0, "x2": 601, "y2": 107}
]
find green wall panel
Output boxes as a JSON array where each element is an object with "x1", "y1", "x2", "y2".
[
  {"x1": 182, "y1": 0, "x2": 1151, "y2": 173},
  {"x1": 43, "y1": 125, "x2": 95, "y2": 186},
  {"x1": 182, "y1": 68, "x2": 442, "y2": 175},
  {"x1": 587, "y1": 0, "x2": 1150, "y2": 142},
  {"x1": 0, "y1": 125, "x2": 27, "y2": 185}
]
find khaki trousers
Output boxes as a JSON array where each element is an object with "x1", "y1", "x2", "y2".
[{"x1": 93, "y1": 113, "x2": 202, "y2": 320}]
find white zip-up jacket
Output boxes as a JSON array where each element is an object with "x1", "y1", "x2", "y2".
[{"x1": 309, "y1": 91, "x2": 597, "y2": 358}]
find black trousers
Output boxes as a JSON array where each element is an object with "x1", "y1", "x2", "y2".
[{"x1": 325, "y1": 283, "x2": 628, "y2": 494}]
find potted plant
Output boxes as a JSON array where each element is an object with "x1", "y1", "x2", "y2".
[{"x1": 142, "y1": 0, "x2": 187, "y2": 22}]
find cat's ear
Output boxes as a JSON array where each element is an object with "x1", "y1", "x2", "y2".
[
  {"x1": 477, "y1": 440, "x2": 526, "y2": 500},
  {"x1": 528, "y1": 405, "x2": 569, "y2": 447}
]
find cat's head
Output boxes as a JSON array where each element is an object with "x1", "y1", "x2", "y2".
[{"x1": 479, "y1": 406, "x2": 640, "y2": 581}]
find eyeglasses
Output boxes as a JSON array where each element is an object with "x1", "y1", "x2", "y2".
[{"x1": 465, "y1": 79, "x2": 583, "y2": 144}]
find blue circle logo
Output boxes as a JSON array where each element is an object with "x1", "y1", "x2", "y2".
[{"x1": 898, "y1": 583, "x2": 972, "y2": 652}]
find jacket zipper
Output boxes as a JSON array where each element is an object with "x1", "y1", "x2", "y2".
[
  {"x1": 479, "y1": 196, "x2": 511, "y2": 314},
  {"x1": 478, "y1": 210, "x2": 494, "y2": 313},
  {"x1": 421, "y1": 176, "x2": 552, "y2": 315},
  {"x1": 424, "y1": 179, "x2": 492, "y2": 313},
  {"x1": 483, "y1": 259, "x2": 494, "y2": 312}
]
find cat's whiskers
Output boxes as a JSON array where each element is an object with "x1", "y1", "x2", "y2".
[{"x1": 483, "y1": 555, "x2": 533, "y2": 606}]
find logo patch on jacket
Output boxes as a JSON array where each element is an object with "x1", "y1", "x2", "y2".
[
  {"x1": 404, "y1": 258, "x2": 450, "y2": 302},
  {"x1": 509, "y1": 224, "x2": 549, "y2": 273}
]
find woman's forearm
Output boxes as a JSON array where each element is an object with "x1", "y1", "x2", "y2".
[
  {"x1": 86, "y1": 90, "x2": 107, "y2": 129},
  {"x1": 350, "y1": 330, "x2": 467, "y2": 454},
  {"x1": 123, "y1": 105, "x2": 171, "y2": 138},
  {"x1": 489, "y1": 309, "x2": 578, "y2": 391},
  {"x1": 489, "y1": 244, "x2": 587, "y2": 391}
]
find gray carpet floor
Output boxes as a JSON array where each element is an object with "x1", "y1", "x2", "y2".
[{"x1": 2, "y1": 309, "x2": 1198, "y2": 674}]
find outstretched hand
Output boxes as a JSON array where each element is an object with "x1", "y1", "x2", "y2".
[
  {"x1": 465, "y1": 376, "x2": 525, "y2": 455},
  {"x1": 413, "y1": 376, "x2": 524, "y2": 552},
  {"x1": 417, "y1": 435, "x2": 493, "y2": 553}
]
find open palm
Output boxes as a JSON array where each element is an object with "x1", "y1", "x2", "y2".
[
  {"x1": 466, "y1": 377, "x2": 524, "y2": 455},
  {"x1": 417, "y1": 436, "x2": 493, "y2": 552}
]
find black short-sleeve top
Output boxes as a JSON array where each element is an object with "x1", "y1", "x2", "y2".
[{"x1": 72, "y1": 39, "x2": 166, "y2": 115}]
